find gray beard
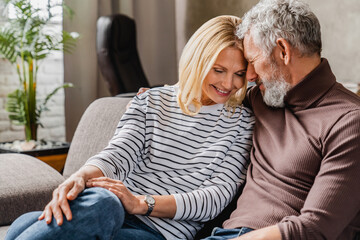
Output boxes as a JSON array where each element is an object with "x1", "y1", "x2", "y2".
[{"x1": 262, "y1": 76, "x2": 291, "y2": 108}]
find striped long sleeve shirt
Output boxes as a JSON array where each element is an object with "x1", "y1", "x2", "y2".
[{"x1": 85, "y1": 86, "x2": 255, "y2": 239}]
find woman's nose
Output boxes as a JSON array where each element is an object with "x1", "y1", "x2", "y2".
[{"x1": 222, "y1": 74, "x2": 234, "y2": 89}]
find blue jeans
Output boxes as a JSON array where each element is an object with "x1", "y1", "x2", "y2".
[
  {"x1": 5, "y1": 187, "x2": 165, "y2": 240},
  {"x1": 201, "y1": 227, "x2": 253, "y2": 240}
]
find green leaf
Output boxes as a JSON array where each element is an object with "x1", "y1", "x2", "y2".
[
  {"x1": 5, "y1": 89, "x2": 27, "y2": 125},
  {"x1": 0, "y1": 29, "x2": 18, "y2": 63}
]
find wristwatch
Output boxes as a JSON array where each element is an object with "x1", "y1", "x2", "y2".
[{"x1": 144, "y1": 195, "x2": 155, "y2": 216}]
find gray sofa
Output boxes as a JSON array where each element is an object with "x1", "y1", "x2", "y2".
[{"x1": 0, "y1": 97, "x2": 130, "y2": 239}]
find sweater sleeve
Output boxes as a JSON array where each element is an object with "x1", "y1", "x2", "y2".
[
  {"x1": 277, "y1": 110, "x2": 360, "y2": 240},
  {"x1": 172, "y1": 111, "x2": 255, "y2": 222},
  {"x1": 85, "y1": 94, "x2": 147, "y2": 181}
]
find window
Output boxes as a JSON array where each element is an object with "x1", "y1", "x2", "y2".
[{"x1": 7, "y1": 0, "x2": 63, "y2": 23}]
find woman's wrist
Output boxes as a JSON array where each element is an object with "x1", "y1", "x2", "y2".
[
  {"x1": 135, "y1": 195, "x2": 149, "y2": 215},
  {"x1": 77, "y1": 165, "x2": 104, "y2": 182},
  {"x1": 134, "y1": 195, "x2": 176, "y2": 218}
]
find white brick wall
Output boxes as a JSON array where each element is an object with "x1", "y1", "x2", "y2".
[{"x1": 0, "y1": 17, "x2": 66, "y2": 142}]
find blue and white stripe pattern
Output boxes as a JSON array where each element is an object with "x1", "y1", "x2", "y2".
[{"x1": 86, "y1": 86, "x2": 254, "y2": 239}]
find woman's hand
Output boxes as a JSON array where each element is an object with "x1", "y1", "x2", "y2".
[
  {"x1": 86, "y1": 177, "x2": 146, "y2": 215},
  {"x1": 38, "y1": 165, "x2": 104, "y2": 225},
  {"x1": 38, "y1": 174, "x2": 86, "y2": 225},
  {"x1": 87, "y1": 177, "x2": 176, "y2": 218}
]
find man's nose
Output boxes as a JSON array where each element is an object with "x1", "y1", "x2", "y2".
[{"x1": 246, "y1": 64, "x2": 258, "y2": 82}]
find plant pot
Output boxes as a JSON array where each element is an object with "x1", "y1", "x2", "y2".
[{"x1": 0, "y1": 141, "x2": 70, "y2": 173}]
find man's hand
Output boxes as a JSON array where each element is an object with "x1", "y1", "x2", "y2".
[
  {"x1": 230, "y1": 225, "x2": 281, "y2": 240},
  {"x1": 137, "y1": 87, "x2": 150, "y2": 95},
  {"x1": 126, "y1": 87, "x2": 151, "y2": 110}
]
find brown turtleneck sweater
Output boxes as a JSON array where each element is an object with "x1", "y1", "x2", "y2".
[{"x1": 223, "y1": 59, "x2": 360, "y2": 240}]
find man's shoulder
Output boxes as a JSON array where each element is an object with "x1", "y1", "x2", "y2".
[
  {"x1": 316, "y1": 83, "x2": 360, "y2": 138},
  {"x1": 333, "y1": 83, "x2": 360, "y2": 106},
  {"x1": 321, "y1": 82, "x2": 360, "y2": 112}
]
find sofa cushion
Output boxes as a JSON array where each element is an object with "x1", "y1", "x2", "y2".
[
  {"x1": 0, "y1": 154, "x2": 64, "y2": 226},
  {"x1": 0, "y1": 225, "x2": 9, "y2": 239}
]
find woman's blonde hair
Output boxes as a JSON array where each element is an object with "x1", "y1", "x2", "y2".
[{"x1": 177, "y1": 15, "x2": 247, "y2": 116}]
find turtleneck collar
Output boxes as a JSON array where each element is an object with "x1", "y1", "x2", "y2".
[{"x1": 284, "y1": 58, "x2": 336, "y2": 111}]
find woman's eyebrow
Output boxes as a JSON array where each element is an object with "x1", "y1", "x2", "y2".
[
  {"x1": 213, "y1": 64, "x2": 224, "y2": 68},
  {"x1": 213, "y1": 64, "x2": 247, "y2": 72}
]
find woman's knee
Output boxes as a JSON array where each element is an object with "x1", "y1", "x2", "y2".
[
  {"x1": 5, "y1": 211, "x2": 42, "y2": 240},
  {"x1": 6, "y1": 189, "x2": 124, "y2": 240},
  {"x1": 68, "y1": 187, "x2": 126, "y2": 237},
  {"x1": 80, "y1": 187, "x2": 120, "y2": 205},
  {"x1": 73, "y1": 187, "x2": 124, "y2": 218}
]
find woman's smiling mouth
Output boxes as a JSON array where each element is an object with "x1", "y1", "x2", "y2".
[{"x1": 212, "y1": 85, "x2": 231, "y2": 96}]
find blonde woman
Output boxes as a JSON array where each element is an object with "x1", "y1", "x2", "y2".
[{"x1": 6, "y1": 15, "x2": 254, "y2": 240}]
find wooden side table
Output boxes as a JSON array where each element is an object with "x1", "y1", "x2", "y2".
[
  {"x1": 36, "y1": 153, "x2": 68, "y2": 173},
  {"x1": 0, "y1": 142, "x2": 70, "y2": 173}
]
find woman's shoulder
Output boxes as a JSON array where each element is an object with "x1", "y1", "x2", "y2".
[
  {"x1": 136, "y1": 85, "x2": 178, "y2": 108},
  {"x1": 220, "y1": 105, "x2": 254, "y2": 126},
  {"x1": 135, "y1": 85, "x2": 175, "y2": 100},
  {"x1": 147, "y1": 86, "x2": 177, "y2": 101},
  {"x1": 147, "y1": 85, "x2": 177, "y2": 96},
  {"x1": 240, "y1": 105, "x2": 253, "y2": 118},
  {"x1": 238, "y1": 105, "x2": 255, "y2": 127},
  {"x1": 223, "y1": 104, "x2": 253, "y2": 117}
]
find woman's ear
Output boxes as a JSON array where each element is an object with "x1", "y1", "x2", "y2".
[{"x1": 276, "y1": 38, "x2": 291, "y2": 65}]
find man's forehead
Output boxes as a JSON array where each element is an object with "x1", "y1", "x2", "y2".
[{"x1": 243, "y1": 34, "x2": 256, "y2": 60}]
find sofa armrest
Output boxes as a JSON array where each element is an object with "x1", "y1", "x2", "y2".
[{"x1": 0, "y1": 154, "x2": 65, "y2": 226}]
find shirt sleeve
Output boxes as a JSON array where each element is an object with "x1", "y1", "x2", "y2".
[
  {"x1": 172, "y1": 110, "x2": 255, "y2": 222},
  {"x1": 85, "y1": 93, "x2": 148, "y2": 181},
  {"x1": 277, "y1": 110, "x2": 360, "y2": 239}
]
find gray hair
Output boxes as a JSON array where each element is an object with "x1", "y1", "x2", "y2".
[{"x1": 237, "y1": 0, "x2": 322, "y2": 57}]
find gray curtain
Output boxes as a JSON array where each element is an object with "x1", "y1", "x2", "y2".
[{"x1": 63, "y1": 0, "x2": 120, "y2": 142}]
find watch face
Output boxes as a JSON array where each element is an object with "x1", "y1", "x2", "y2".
[{"x1": 146, "y1": 195, "x2": 155, "y2": 205}]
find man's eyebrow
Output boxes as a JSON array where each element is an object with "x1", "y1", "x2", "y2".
[
  {"x1": 246, "y1": 52, "x2": 253, "y2": 60},
  {"x1": 243, "y1": 51, "x2": 252, "y2": 62},
  {"x1": 246, "y1": 53, "x2": 259, "y2": 63}
]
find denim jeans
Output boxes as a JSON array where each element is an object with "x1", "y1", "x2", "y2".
[
  {"x1": 5, "y1": 187, "x2": 165, "y2": 240},
  {"x1": 201, "y1": 227, "x2": 254, "y2": 240}
]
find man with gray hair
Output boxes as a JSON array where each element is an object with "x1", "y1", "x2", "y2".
[{"x1": 203, "y1": 0, "x2": 360, "y2": 239}]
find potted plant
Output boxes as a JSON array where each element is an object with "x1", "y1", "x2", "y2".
[{"x1": 0, "y1": 0, "x2": 78, "y2": 171}]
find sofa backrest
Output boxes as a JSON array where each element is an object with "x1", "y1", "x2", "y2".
[{"x1": 62, "y1": 97, "x2": 131, "y2": 178}]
